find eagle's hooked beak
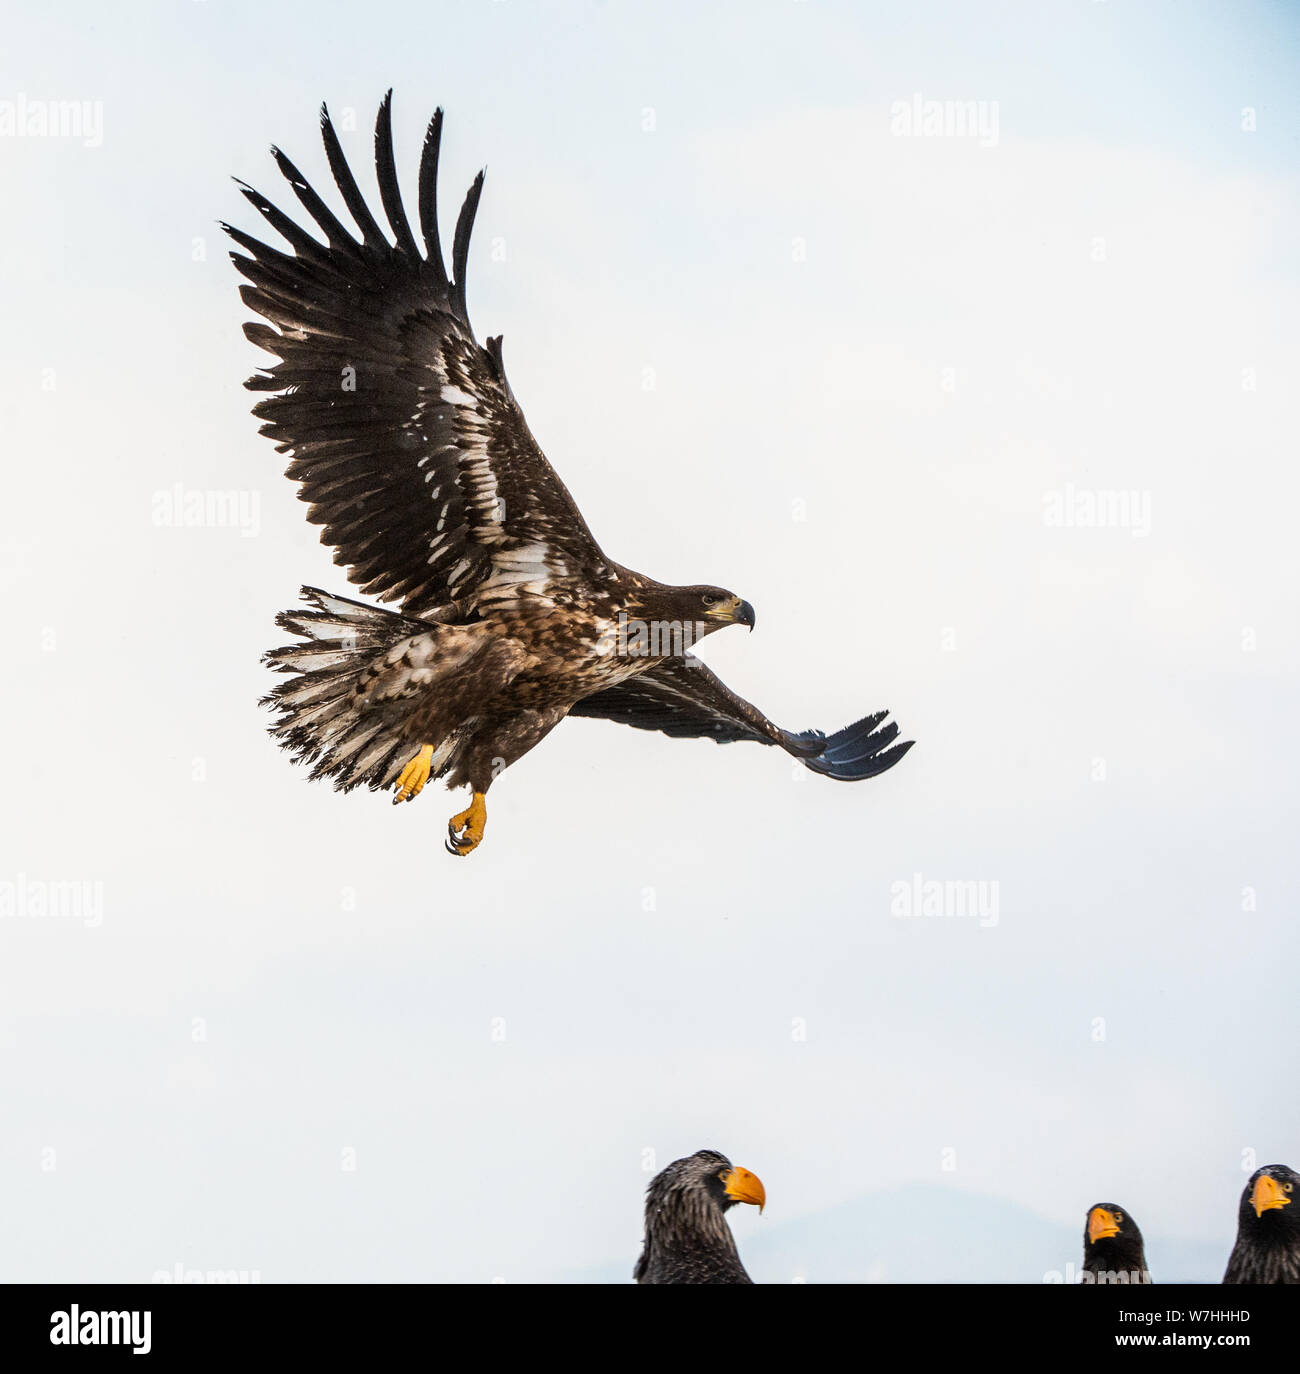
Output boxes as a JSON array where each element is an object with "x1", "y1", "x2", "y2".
[
  {"x1": 1251, "y1": 1173, "x2": 1292, "y2": 1219},
  {"x1": 708, "y1": 595, "x2": 755, "y2": 631},
  {"x1": 1088, "y1": 1206, "x2": 1121, "y2": 1243},
  {"x1": 722, "y1": 1165, "x2": 766, "y2": 1213}
]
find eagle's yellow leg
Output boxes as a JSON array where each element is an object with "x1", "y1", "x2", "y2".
[
  {"x1": 446, "y1": 791, "x2": 487, "y2": 857},
  {"x1": 393, "y1": 744, "x2": 434, "y2": 804}
]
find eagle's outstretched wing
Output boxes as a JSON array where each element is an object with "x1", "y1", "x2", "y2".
[
  {"x1": 225, "y1": 93, "x2": 603, "y2": 617},
  {"x1": 569, "y1": 657, "x2": 914, "y2": 780}
]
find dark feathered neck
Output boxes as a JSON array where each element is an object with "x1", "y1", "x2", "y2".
[
  {"x1": 1083, "y1": 1234, "x2": 1151, "y2": 1284},
  {"x1": 635, "y1": 1179, "x2": 751, "y2": 1284},
  {"x1": 1224, "y1": 1215, "x2": 1300, "y2": 1284}
]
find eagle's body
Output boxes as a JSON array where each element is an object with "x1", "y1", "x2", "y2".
[
  {"x1": 228, "y1": 95, "x2": 912, "y2": 853},
  {"x1": 1223, "y1": 1165, "x2": 1300, "y2": 1284},
  {"x1": 635, "y1": 1150, "x2": 765, "y2": 1285}
]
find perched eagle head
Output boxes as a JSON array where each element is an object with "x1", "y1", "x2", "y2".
[
  {"x1": 1082, "y1": 1203, "x2": 1150, "y2": 1282},
  {"x1": 634, "y1": 1148, "x2": 766, "y2": 1284},
  {"x1": 1238, "y1": 1164, "x2": 1298, "y2": 1235},
  {"x1": 1224, "y1": 1164, "x2": 1300, "y2": 1284},
  {"x1": 1243, "y1": 1164, "x2": 1298, "y2": 1219}
]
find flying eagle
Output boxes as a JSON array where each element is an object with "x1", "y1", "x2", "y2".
[
  {"x1": 1081, "y1": 1203, "x2": 1151, "y2": 1284},
  {"x1": 634, "y1": 1149, "x2": 765, "y2": 1284},
  {"x1": 227, "y1": 94, "x2": 912, "y2": 855},
  {"x1": 1223, "y1": 1164, "x2": 1299, "y2": 1284}
]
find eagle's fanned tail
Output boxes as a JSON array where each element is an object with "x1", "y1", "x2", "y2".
[{"x1": 261, "y1": 587, "x2": 443, "y2": 793}]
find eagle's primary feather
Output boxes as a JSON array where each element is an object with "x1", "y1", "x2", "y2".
[{"x1": 229, "y1": 94, "x2": 913, "y2": 854}]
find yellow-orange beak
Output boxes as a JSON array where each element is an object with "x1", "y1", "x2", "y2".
[
  {"x1": 723, "y1": 1165, "x2": 766, "y2": 1214},
  {"x1": 1088, "y1": 1207, "x2": 1121, "y2": 1243},
  {"x1": 1251, "y1": 1173, "x2": 1292, "y2": 1219}
]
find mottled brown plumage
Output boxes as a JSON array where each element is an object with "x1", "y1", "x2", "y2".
[{"x1": 229, "y1": 95, "x2": 912, "y2": 854}]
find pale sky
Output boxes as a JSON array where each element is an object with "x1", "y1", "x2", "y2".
[{"x1": 1, "y1": 0, "x2": 1297, "y2": 1282}]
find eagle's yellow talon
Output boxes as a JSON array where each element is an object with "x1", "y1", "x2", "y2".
[
  {"x1": 393, "y1": 744, "x2": 434, "y2": 804},
  {"x1": 445, "y1": 791, "x2": 487, "y2": 856}
]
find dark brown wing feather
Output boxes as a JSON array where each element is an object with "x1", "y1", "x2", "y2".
[
  {"x1": 570, "y1": 656, "x2": 913, "y2": 780},
  {"x1": 225, "y1": 93, "x2": 604, "y2": 617}
]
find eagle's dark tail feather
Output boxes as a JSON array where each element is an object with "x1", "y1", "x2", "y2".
[
  {"x1": 261, "y1": 586, "x2": 438, "y2": 793},
  {"x1": 796, "y1": 712, "x2": 914, "y2": 781}
]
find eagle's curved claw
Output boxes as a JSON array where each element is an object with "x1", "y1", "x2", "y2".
[
  {"x1": 445, "y1": 791, "x2": 487, "y2": 856},
  {"x1": 393, "y1": 744, "x2": 434, "y2": 804}
]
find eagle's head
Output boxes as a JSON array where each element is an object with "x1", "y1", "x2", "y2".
[
  {"x1": 647, "y1": 1148, "x2": 766, "y2": 1215},
  {"x1": 1224, "y1": 1163, "x2": 1300, "y2": 1283},
  {"x1": 1082, "y1": 1203, "x2": 1149, "y2": 1281},
  {"x1": 633, "y1": 1149, "x2": 766, "y2": 1284},
  {"x1": 1236, "y1": 1164, "x2": 1298, "y2": 1240},
  {"x1": 627, "y1": 584, "x2": 756, "y2": 649}
]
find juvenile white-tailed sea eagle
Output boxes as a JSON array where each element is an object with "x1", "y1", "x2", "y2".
[{"x1": 227, "y1": 94, "x2": 912, "y2": 856}]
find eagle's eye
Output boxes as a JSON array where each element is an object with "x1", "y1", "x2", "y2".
[
  {"x1": 1114, "y1": 1211, "x2": 1123, "y2": 1222},
  {"x1": 701, "y1": 593, "x2": 719, "y2": 607},
  {"x1": 1285, "y1": 1182, "x2": 1294, "y2": 1194}
]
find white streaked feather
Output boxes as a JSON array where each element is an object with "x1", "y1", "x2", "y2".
[
  {"x1": 276, "y1": 675, "x2": 352, "y2": 709},
  {"x1": 329, "y1": 722, "x2": 386, "y2": 765},
  {"x1": 271, "y1": 646, "x2": 358, "y2": 673},
  {"x1": 353, "y1": 735, "x2": 400, "y2": 779}
]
